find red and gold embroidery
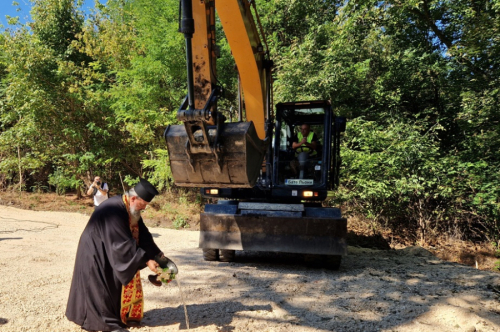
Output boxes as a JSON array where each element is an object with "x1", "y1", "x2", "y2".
[{"x1": 120, "y1": 195, "x2": 144, "y2": 325}]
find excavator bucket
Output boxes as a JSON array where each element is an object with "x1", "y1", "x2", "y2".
[{"x1": 164, "y1": 121, "x2": 265, "y2": 188}]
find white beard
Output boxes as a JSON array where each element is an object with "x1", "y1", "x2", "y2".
[{"x1": 129, "y1": 205, "x2": 141, "y2": 225}]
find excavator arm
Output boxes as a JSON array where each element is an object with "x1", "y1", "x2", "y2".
[
  {"x1": 166, "y1": 1, "x2": 348, "y2": 267},
  {"x1": 165, "y1": 0, "x2": 272, "y2": 188}
]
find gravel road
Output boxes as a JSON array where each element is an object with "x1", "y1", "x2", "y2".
[{"x1": 1, "y1": 205, "x2": 500, "y2": 332}]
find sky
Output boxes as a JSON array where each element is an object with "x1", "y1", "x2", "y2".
[
  {"x1": 0, "y1": 0, "x2": 101, "y2": 29},
  {"x1": 0, "y1": 0, "x2": 32, "y2": 27}
]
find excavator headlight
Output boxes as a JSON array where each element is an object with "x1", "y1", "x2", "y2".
[{"x1": 208, "y1": 189, "x2": 219, "y2": 195}]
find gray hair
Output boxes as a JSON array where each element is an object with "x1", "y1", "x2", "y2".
[{"x1": 126, "y1": 187, "x2": 139, "y2": 198}]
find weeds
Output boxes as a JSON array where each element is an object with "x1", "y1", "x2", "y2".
[
  {"x1": 173, "y1": 215, "x2": 190, "y2": 229},
  {"x1": 31, "y1": 182, "x2": 49, "y2": 194},
  {"x1": 179, "y1": 194, "x2": 189, "y2": 205},
  {"x1": 494, "y1": 247, "x2": 500, "y2": 271}
]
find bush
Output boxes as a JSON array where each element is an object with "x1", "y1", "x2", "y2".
[
  {"x1": 48, "y1": 168, "x2": 82, "y2": 195},
  {"x1": 332, "y1": 117, "x2": 500, "y2": 244},
  {"x1": 173, "y1": 215, "x2": 189, "y2": 229},
  {"x1": 142, "y1": 149, "x2": 173, "y2": 192}
]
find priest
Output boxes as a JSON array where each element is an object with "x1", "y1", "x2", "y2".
[{"x1": 66, "y1": 178, "x2": 164, "y2": 332}]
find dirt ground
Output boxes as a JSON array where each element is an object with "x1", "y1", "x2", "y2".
[
  {"x1": 1, "y1": 205, "x2": 500, "y2": 332},
  {"x1": 0, "y1": 190, "x2": 203, "y2": 230}
]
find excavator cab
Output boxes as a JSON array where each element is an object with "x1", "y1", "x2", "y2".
[{"x1": 271, "y1": 100, "x2": 345, "y2": 201}]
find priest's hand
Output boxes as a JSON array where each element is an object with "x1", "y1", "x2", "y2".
[{"x1": 147, "y1": 259, "x2": 159, "y2": 272}]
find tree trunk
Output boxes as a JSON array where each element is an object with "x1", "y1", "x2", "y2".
[{"x1": 17, "y1": 145, "x2": 22, "y2": 191}]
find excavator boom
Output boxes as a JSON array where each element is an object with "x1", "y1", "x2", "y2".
[
  {"x1": 164, "y1": 0, "x2": 270, "y2": 188},
  {"x1": 217, "y1": 1, "x2": 269, "y2": 139}
]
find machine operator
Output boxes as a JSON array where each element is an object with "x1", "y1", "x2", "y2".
[{"x1": 292, "y1": 123, "x2": 318, "y2": 157}]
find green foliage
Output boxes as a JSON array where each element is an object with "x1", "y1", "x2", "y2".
[
  {"x1": 0, "y1": 0, "x2": 183, "y2": 190},
  {"x1": 30, "y1": 182, "x2": 49, "y2": 193},
  {"x1": 178, "y1": 193, "x2": 189, "y2": 205},
  {"x1": 48, "y1": 168, "x2": 82, "y2": 195},
  {"x1": 172, "y1": 215, "x2": 189, "y2": 230},
  {"x1": 336, "y1": 117, "x2": 441, "y2": 217},
  {"x1": 142, "y1": 149, "x2": 172, "y2": 191},
  {"x1": 90, "y1": 0, "x2": 184, "y2": 145},
  {"x1": 123, "y1": 175, "x2": 140, "y2": 188}
]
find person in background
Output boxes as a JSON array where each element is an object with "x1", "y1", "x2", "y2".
[{"x1": 87, "y1": 176, "x2": 109, "y2": 207}]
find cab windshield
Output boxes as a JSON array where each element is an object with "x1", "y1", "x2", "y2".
[{"x1": 274, "y1": 107, "x2": 327, "y2": 187}]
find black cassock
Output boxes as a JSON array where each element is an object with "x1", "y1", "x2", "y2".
[{"x1": 65, "y1": 195, "x2": 161, "y2": 331}]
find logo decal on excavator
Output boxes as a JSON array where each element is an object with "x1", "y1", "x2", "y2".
[{"x1": 285, "y1": 179, "x2": 314, "y2": 185}]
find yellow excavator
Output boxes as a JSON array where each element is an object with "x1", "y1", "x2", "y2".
[{"x1": 165, "y1": 0, "x2": 347, "y2": 268}]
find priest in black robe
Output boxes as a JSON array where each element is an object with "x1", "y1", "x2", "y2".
[{"x1": 66, "y1": 179, "x2": 164, "y2": 332}]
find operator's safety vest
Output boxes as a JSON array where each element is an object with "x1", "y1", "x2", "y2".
[{"x1": 295, "y1": 131, "x2": 317, "y2": 157}]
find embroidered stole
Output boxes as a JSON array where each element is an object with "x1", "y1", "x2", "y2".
[{"x1": 120, "y1": 195, "x2": 144, "y2": 325}]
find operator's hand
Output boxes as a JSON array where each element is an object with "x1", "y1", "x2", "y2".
[
  {"x1": 147, "y1": 259, "x2": 159, "y2": 272},
  {"x1": 301, "y1": 137, "x2": 307, "y2": 144}
]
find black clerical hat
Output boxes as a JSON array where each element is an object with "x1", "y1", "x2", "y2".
[{"x1": 134, "y1": 178, "x2": 159, "y2": 202}]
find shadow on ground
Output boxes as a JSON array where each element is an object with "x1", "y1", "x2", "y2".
[
  {"x1": 164, "y1": 247, "x2": 500, "y2": 332},
  {"x1": 0, "y1": 237, "x2": 23, "y2": 241},
  {"x1": 346, "y1": 231, "x2": 391, "y2": 250},
  {"x1": 144, "y1": 302, "x2": 272, "y2": 330}
]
